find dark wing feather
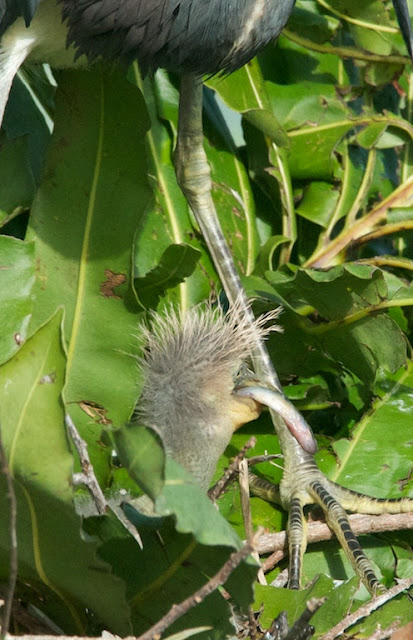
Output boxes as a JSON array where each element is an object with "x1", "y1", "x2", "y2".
[
  {"x1": 59, "y1": 0, "x2": 296, "y2": 76},
  {"x1": 0, "y1": 0, "x2": 41, "y2": 36}
]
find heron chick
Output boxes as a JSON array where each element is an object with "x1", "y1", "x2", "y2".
[{"x1": 136, "y1": 302, "x2": 281, "y2": 489}]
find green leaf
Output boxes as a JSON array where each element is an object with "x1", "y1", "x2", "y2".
[
  {"x1": 266, "y1": 265, "x2": 407, "y2": 383},
  {"x1": 0, "y1": 133, "x2": 35, "y2": 217},
  {"x1": 207, "y1": 60, "x2": 289, "y2": 146},
  {"x1": 0, "y1": 236, "x2": 35, "y2": 364},
  {"x1": 134, "y1": 243, "x2": 202, "y2": 309},
  {"x1": 332, "y1": 364, "x2": 413, "y2": 499},
  {"x1": 115, "y1": 422, "x2": 244, "y2": 550},
  {"x1": 26, "y1": 69, "x2": 152, "y2": 479},
  {"x1": 113, "y1": 423, "x2": 165, "y2": 500},
  {"x1": 0, "y1": 312, "x2": 130, "y2": 634}
]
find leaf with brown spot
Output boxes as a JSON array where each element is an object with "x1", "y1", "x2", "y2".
[{"x1": 100, "y1": 269, "x2": 126, "y2": 299}]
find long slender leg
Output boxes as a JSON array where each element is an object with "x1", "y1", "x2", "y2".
[
  {"x1": 173, "y1": 73, "x2": 413, "y2": 594},
  {"x1": 174, "y1": 76, "x2": 277, "y2": 383},
  {"x1": 174, "y1": 74, "x2": 318, "y2": 587},
  {"x1": 308, "y1": 481, "x2": 384, "y2": 594},
  {"x1": 248, "y1": 470, "x2": 413, "y2": 593},
  {"x1": 287, "y1": 496, "x2": 308, "y2": 590},
  {"x1": 174, "y1": 74, "x2": 317, "y2": 457}
]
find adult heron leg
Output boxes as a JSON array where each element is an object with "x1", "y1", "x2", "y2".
[
  {"x1": 250, "y1": 458, "x2": 413, "y2": 593},
  {"x1": 174, "y1": 74, "x2": 318, "y2": 455},
  {"x1": 174, "y1": 73, "x2": 413, "y2": 595},
  {"x1": 174, "y1": 76, "x2": 277, "y2": 380}
]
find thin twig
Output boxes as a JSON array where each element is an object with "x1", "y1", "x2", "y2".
[
  {"x1": 134, "y1": 529, "x2": 263, "y2": 640},
  {"x1": 262, "y1": 551, "x2": 285, "y2": 573},
  {"x1": 319, "y1": 578, "x2": 413, "y2": 640},
  {"x1": 248, "y1": 606, "x2": 258, "y2": 640},
  {"x1": 391, "y1": 622, "x2": 413, "y2": 640},
  {"x1": 283, "y1": 598, "x2": 325, "y2": 640},
  {"x1": 66, "y1": 415, "x2": 143, "y2": 549},
  {"x1": 239, "y1": 459, "x2": 266, "y2": 585},
  {"x1": 365, "y1": 622, "x2": 400, "y2": 640},
  {"x1": 0, "y1": 431, "x2": 17, "y2": 635},
  {"x1": 247, "y1": 454, "x2": 283, "y2": 467},
  {"x1": 208, "y1": 436, "x2": 257, "y2": 501},
  {"x1": 65, "y1": 414, "x2": 107, "y2": 515}
]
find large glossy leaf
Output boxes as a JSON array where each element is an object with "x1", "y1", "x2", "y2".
[
  {"x1": 331, "y1": 364, "x2": 413, "y2": 499},
  {"x1": 133, "y1": 243, "x2": 201, "y2": 310},
  {"x1": 265, "y1": 264, "x2": 408, "y2": 383},
  {"x1": 0, "y1": 134, "x2": 35, "y2": 219},
  {"x1": 0, "y1": 313, "x2": 130, "y2": 634},
  {"x1": 0, "y1": 236, "x2": 34, "y2": 364},
  {"x1": 26, "y1": 69, "x2": 151, "y2": 480},
  {"x1": 111, "y1": 423, "x2": 257, "y2": 635}
]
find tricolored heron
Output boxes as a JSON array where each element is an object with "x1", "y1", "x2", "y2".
[{"x1": 1, "y1": 0, "x2": 412, "y2": 594}]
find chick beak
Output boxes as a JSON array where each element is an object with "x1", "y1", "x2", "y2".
[{"x1": 229, "y1": 371, "x2": 263, "y2": 431}]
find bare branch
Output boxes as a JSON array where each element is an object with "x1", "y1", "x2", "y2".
[
  {"x1": 365, "y1": 621, "x2": 400, "y2": 640},
  {"x1": 66, "y1": 415, "x2": 143, "y2": 549},
  {"x1": 134, "y1": 529, "x2": 263, "y2": 640},
  {"x1": 319, "y1": 578, "x2": 413, "y2": 640},
  {"x1": 65, "y1": 414, "x2": 107, "y2": 515},
  {"x1": 258, "y1": 511, "x2": 413, "y2": 562},
  {"x1": 208, "y1": 436, "x2": 257, "y2": 501},
  {"x1": 239, "y1": 459, "x2": 266, "y2": 586}
]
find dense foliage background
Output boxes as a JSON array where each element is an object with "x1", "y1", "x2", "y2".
[{"x1": 0, "y1": 0, "x2": 412, "y2": 638}]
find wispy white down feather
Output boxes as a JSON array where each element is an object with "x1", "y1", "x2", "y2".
[{"x1": 136, "y1": 301, "x2": 281, "y2": 488}]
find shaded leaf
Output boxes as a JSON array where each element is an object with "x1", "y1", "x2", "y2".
[
  {"x1": 26, "y1": 69, "x2": 151, "y2": 480},
  {"x1": 0, "y1": 313, "x2": 130, "y2": 634},
  {"x1": 0, "y1": 236, "x2": 34, "y2": 364},
  {"x1": 134, "y1": 243, "x2": 202, "y2": 309}
]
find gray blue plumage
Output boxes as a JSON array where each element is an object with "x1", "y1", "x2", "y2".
[{"x1": 58, "y1": 0, "x2": 296, "y2": 75}]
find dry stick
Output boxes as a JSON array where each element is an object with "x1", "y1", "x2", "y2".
[
  {"x1": 247, "y1": 454, "x2": 283, "y2": 467},
  {"x1": 365, "y1": 622, "x2": 401, "y2": 640},
  {"x1": 318, "y1": 578, "x2": 413, "y2": 640},
  {"x1": 391, "y1": 622, "x2": 413, "y2": 640},
  {"x1": 0, "y1": 432, "x2": 17, "y2": 635},
  {"x1": 239, "y1": 459, "x2": 266, "y2": 586},
  {"x1": 248, "y1": 606, "x2": 258, "y2": 640},
  {"x1": 134, "y1": 530, "x2": 263, "y2": 640},
  {"x1": 65, "y1": 414, "x2": 107, "y2": 515},
  {"x1": 65, "y1": 415, "x2": 143, "y2": 549},
  {"x1": 208, "y1": 436, "x2": 257, "y2": 501},
  {"x1": 258, "y1": 511, "x2": 413, "y2": 570},
  {"x1": 283, "y1": 597, "x2": 326, "y2": 640},
  {"x1": 262, "y1": 550, "x2": 285, "y2": 573}
]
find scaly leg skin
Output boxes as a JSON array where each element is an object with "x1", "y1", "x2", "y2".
[
  {"x1": 250, "y1": 467, "x2": 413, "y2": 594},
  {"x1": 174, "y1": 74, "x2": 413, "y2": 595},
  {"x1": 175, "y1": 75, "x2": 317, "y2": 458}
]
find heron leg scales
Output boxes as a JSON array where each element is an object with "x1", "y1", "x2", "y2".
[
  {"x1": 173, "y1": 73, "x2": 412, "y2": 595},
  {"x1": 287, "y1": 496, "x2": 308, "y2": 590},
  {"x1": 309, "y1": 480, "x2": 385, "y2": 595},
  {"x1": 248, "y1": 470, "x2": 413, "y2": 593},
  {"x1": 175, "y1": 76, "x2": 282, "y2": 390}
]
